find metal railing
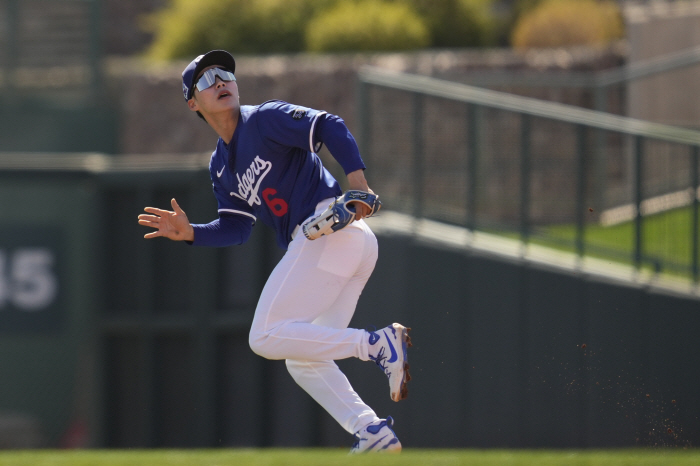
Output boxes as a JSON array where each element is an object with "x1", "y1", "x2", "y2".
[{"x1": 358, "y1": 67, "x2": 700, "y2": 281}]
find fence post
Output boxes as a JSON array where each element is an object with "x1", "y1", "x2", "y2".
[
  {"x1": 576, "y1": 125, "x2": 587, "y2": 258},
  {"x1": 634, "y1": 136, "x2": 644, "y2": 270},
  {"x1": 467, "y1": 104, "x2": 480, "y2": 231},
  {"x1": 692, "y1": 146, "x2": 699, "y2": 283},
  {"x1": 592, "y1": 87, "x2": 607, "y2": 224},
  {"x1": 413, "y1": 93, "x2": 424, "y2": 221},
  {"x1": 520, "y1": 114, "x2": 531, "y2": 244}
]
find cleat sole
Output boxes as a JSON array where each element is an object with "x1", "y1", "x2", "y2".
[
  {"x1": 394, "y1": 326, "x2": 412, "y2": 402},
  {"x1": 398, "y1": 363, "x2": 411, "y2": 400}
]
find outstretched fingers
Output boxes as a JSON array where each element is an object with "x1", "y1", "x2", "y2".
[
  {"x1": 139, "y1": 208, "x2": 170, "y2": 239},
  {"x1": 138, "y1": 213, "x2": 161, "y2": 222},
  {"x1": 138, "y1": 214, "x2": 159, "y2": 227},
  {"x1": 143, "y1": 206, "x2": 172, "y2": 216}
]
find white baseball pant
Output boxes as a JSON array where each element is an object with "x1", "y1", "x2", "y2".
[{"x1": 249, "y1": 199, "x2": 380, "y2": 434}]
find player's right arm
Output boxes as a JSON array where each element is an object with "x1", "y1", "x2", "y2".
[
  {"x1": 193, "y1": 163, "x2": 256, "y2": 247},
  {"x1": 138, "y1": 197, "x2": 254, "y2": 246},
  {"x1": 138, "y1": 152, "x2": 255, "y2": 246}
]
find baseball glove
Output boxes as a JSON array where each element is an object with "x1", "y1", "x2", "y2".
[{"x1": 302, "y1": 190, "x2": 381, "y2": 240}]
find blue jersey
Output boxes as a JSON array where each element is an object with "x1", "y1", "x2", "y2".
[{"x1": 209, "y1": 100, "x2": 351, "y2": 249}]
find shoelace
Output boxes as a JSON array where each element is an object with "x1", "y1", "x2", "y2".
[
  {"x1": 369, "y1": 345, "x2": 392, "y2": 377},
  {"x1": 367, "y1": 327, "x2": 392, "y2": 377}
]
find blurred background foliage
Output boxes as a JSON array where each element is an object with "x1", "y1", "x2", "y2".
[
  {"x1": 142, "y1": 0, "x2": 625, "y2": 59},
  {"x1": 511, "y1": 0, "x2": 625, "y2": 49},
  {"x1": 305, "y1": 1, "x2": 430, "y2": 53},
  {"x1": 142, "y1": 0, "x2": 322, "y2": 56}
]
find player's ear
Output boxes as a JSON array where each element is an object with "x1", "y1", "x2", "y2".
[{"x1": 187, "y1": 97, "x2": 199, "y2": 112}]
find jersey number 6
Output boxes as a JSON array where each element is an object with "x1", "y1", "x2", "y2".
[{"x1": 262, "y1": 188, "x2": 288, "y2": 217}]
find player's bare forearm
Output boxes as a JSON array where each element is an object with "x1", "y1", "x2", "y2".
[
  {"x1": 347, "y1": 169, "x2": 371, "y2": 192},
  {"x1": 138, "y1": 198, "x2": 195, "y2": 242},
  {"x1": 346, "y1": 170, "x2": 374, "y2": 219}
]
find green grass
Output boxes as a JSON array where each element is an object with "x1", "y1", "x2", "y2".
[
  {"x1": 0, "y1": 449, "x2": 698, "y2": 466},
  {"x1": 516, "y1": 204, "x2": 700, "y2": 278}
]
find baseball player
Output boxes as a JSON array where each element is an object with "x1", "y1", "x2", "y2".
[{"x1": 137, "y1": 50, "x2": 411, "y2": 453}]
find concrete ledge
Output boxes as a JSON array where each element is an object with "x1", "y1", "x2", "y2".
[{"x1": 367, "y1": 211, "x2": 700, "y2": 299}]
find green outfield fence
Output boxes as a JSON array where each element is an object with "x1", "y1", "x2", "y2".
[
  {"x1": 357, "y1": 66, "x2": 700, "y2": 282},
  {"x1": 0, "y1": 153, "x2": 296, "y2": 448},
  {"x1": 3, "y1": 152, "x2": 699, "y2": 450}
]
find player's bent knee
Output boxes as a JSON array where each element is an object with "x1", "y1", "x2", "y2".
[
  {"x1": 248, "y1": 332, "x2": 266, "y2": 357},
  {"x1": 248, "y1": 331, "x2": 278, "y2": 359}
]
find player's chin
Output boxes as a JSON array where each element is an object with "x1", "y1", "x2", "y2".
[{"x1": 211, "y1": 100, "x2": 239, "y2": 115}]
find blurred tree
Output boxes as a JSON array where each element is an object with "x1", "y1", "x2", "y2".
[
  {"x1": 403, "y1": 0, "x2": 499, "y2": 47},
  {"x1": 511, "y1": 0, "x2": 624, "y2": 48},
  {"x1": 142, "y1": 0, "x2": 509, "y2": 58},
  {"x1": 142, "y1": 0, "x2": 329, "y2": 58},
  {"x1": 305, "y1": 1, "x2": 430, "y2": 53}
]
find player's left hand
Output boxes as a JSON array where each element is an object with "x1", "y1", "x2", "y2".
[{"x1": 346, "y1": 169, "x2": 373, "y2": 220}]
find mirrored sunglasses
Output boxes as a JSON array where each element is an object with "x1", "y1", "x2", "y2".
[{"x1": 195, "y1": 68, "x2": 236, "y2": 93}]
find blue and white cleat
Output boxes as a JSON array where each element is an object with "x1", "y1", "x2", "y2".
[
  {"x1": 368, "y1": 323, "x2": 412, "y2": 402},
  {"x1": 350, "y1": 417, "x2": 402, "y2": 454}
]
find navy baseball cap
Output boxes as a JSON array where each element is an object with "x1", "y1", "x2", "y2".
[{"x1": 182, "y1": 50, "x2": 236, "y2": 101}]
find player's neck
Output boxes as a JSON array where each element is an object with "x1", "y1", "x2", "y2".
[{"x1": 209, "y1": 109, "x2": 240, "y2": 145}]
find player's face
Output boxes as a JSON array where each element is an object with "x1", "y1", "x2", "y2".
[{"x1": 188, "y1": 65, "x2": 240, "y2": 118}]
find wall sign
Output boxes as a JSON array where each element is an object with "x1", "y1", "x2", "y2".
[{"x1": 0, "y1": 227, "x2": 64, "y2": 333}]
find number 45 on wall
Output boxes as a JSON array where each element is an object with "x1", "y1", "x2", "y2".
[{"x1": 0, "y1": 248, "x2": 58, "y2": 311}]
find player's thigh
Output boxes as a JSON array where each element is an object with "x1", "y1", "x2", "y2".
[
  {"x1": 312, "y1": 272, "x2": 371, "y2": 329},
  {"x1": 255, "y1": 224, "x2": 367, "y2": 325},
  {"x1": 312, "y1": 222, "x2": 378, "y2": 329}
]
